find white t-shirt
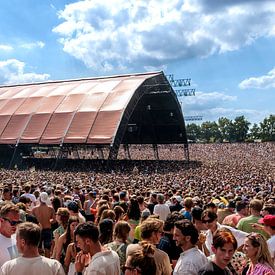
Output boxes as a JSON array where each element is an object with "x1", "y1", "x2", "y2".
[
  {"x1": 0, "y1": 234, "x2": 18, "y2": 267},
  {"x1": 0, "y1": 255, "x2": 65, "y2": 275},
  {"x1": 173, "y1": 247, "x2": 208, "y2": 275},
  {"x1": 153, "y1": 204, "x2": 171, "y2": 221},
  {"x1": 267, "y1": 235, "x2": 275, "y2": 260},
  {"x1": 205, "y1": 223, "x2": 248, "y2": 255},
  {"x1": 85, "y1": 250, "x2": 120, "y2": 275}
]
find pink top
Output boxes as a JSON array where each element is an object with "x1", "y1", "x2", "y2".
[{"x1": 247, "y1": 263, "x2": 275, "y2": 275}]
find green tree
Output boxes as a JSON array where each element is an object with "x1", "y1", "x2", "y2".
[
  {"x1": 186, "y1": 123, "x2": 201, "y2": 142},
  {"x1": 249, "y1": 123, "x2": 261, "y2": 140},
  {"x1": 218, "y1": 117, "x2": 233, "y2": 142},
  {"x1": 233, "y1": 116, "x2": 250, "y2": 142},
  {"x1": 200, "y1": 121, "x2": 221, "y2": 142},
  {"x1": 260, "y1": 115, "x2": 275, "y2": 141}
]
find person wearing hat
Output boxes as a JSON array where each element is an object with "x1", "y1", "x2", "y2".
[
  {"x1": 31, "y1": 192, "x2": 55, "y2": 258},
  {"x1": 258, "y1": 215, "x2": 275, "y2": 261}
]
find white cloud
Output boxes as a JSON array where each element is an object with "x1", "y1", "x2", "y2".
[
  {"x1": 0, "y1": 44, "x2": 13, "y2": 51},
  {"x1": 20, "y1": 41, "x2": 45, "y2": 50},
  {"x1": 239, "y1": 67, "x2": 275, "y2": 89},
  {"x1": 178, "y1": 90, "x2": 269, "y2": 123},
  {"x1": 53, "y1": 0, "x2": 275, "y2": 73},
  {"x1": 180, "y1": 91, "x2": 236, "y2": 111},
  {"x1": 0, "y1": 59, "x2": 50, "y2": 85}
]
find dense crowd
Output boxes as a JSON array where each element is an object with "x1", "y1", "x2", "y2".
[{"x1": 0, "y1": 142, "x2": 274, "y2": 275}]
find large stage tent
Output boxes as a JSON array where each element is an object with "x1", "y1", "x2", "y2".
[{"x1": 0, "y1": 71, "x2": 188, "y2": 167}]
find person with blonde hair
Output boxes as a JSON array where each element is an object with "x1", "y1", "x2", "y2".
[
  {"x1": 127, "y1": 218, "x2": 172, "y2": 275},
  {"x1": 106, "y1": 221, "x2": 131, "y2": 271},
  {"x1": 123, "y1": 241, "x2": 156, "y2": 275},
  {"x1": 242, "y1": 233, "x2": 275, "y2": 274}
]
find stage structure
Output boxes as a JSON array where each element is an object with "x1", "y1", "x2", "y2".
[{"x1": 0, "y1": 72, "x2": 189, "y2": 168}]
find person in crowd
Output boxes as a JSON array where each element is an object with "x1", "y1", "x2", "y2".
[
  {"x1": 223, "y1": 201, "x2": 249, "y2": 228},
  {"x1": 123, "y1": 241, "x2": 156, "y2": 275},
  {"x1": 0, "y1": 222, "x2": 65, "y2": 275},
  {"x1": 127, "y1": 218, "x2": 172, "y2": 275},
  {"x1": 180, "y1": 197, "x2": 193, "y2": 221},
  {"x1": 157, "y1": 212, "x2": 183, "y2": 267},
  {"x1": 242, "y1": 233, "x2": 275, "y2": 274},
  {"x1": 218, "y1": 200, "x2": 236, "y2": 224},
  {"x1": 31, "y1": 191, "x2": 55, "y2": 257},
  {"x1": 237, "y1": 199, "x2": 269, "y2": 239},
  {"x1": 113, "y1": 205, "x2": 125, "y2": 222},
  {"x1": 169, "y1": 196, "x2": 183, "y2": 213},
  {"x1": 126, "y1": 198, "x2": 141, "y2": 242},
  {"x1": 106, "y1": 221, "x2": 131, "y2": 271},
  {"x1": 20, "y1": 185, "x2": 36, "y2": 208},
  {"x1": 258, "y1": 215, "x2": 275, "y2": 262},
  {"x1": 74, "y1": 222, "x2": 120, "y2": 275},
  {"x1": 64, "y1": 240, "x2": 79, "y2": 275},
  {"x1": 83, "y1": 191, "x2": 97, "y2": 222},
  {"x1": 100, "y1": 209, "x2": 116, "y2": 223},
  {"x1": 201, "y1": 210, "x2": 248, "y2": 256},
  {"x1": 0, "y1": 203, "x2": 21, "y2": 267},
  {"x1": 0, "y1": 187, "x2": 12, "y2": 203},
  {"x1": 147, "y1": 193, "x2": 158, "y2": 214},
  {"x1": 55, "y1": 216, "x2": 79, "y2": 263},
  {"x1": 67, "y1": 201, "x2": 86, "y2": 223},
  {"x1": 52, "y1": 207, "x2": 70, "y2": 259},
  {"x1": 153, "y1": 193, "x2": 170, "y2": 222},
  {"x1": 99, "y1": 218, "x2": 114, "y2": 245},
  {"x1": 173, "y1": 219, "x2": 208, "y2": 274},
  {"x1": 198, "y1": 228, "x2": 238, "y2": 275}
]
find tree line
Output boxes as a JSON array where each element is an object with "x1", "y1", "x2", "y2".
[{"x1": 186, "y1": 114, "x2": 274, "y2": 143}]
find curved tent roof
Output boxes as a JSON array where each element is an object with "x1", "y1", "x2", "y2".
[{"x1": 0, "y1": 72, "x2": 188, "y2": 150}]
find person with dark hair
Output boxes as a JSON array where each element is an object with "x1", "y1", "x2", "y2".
[
  {"x1": 237, "y1": 199, "x2": 269, "y2": 239},
  {"x1": 0, "y1": 203, "x2": 21, "y2": 267},
  {"x1": 74, "y1": 222, "x2": 120, "y2": 275},
  {"x1": 123, "y1": 241, "x2": 156, "y2": 275},
  {"x1": 55, "y1": 216, "x2": 79, "y2": 263},
  {"x1": 173, "y1": 219, "x2": 208, "y2": 274},
  {"x1": 201, "y1": 209, "x2": 248, "y2": 256},
  {"x1": 222, "y1": 201, "x2": 249, "y2": 227},
  {"x1": 157, "y1": 212, "x2": 183, "y2": 267},
  {"x1": 67, "y1": 201, "x2": 86, "y2": 223},
  {"x1": 127, "y1": 198, "x2": 141, "y2": 242},
  {"x1": 0, "y1": 222, "x2": 64, "y2": 275},
  {"x1": 198, "y1": 228, "x2": 238, "y2": 275},
  {"x1": 99, "y1": 218, "x2": 114, "y2": 245}
]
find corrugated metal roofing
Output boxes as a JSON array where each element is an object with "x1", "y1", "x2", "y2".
[{"x1": 0, "y1": 72, "x2": 160, "y2": 145}]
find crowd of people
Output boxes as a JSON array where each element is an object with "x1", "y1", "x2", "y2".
[{"x1": 0, "y1": 142, "x2": 274, "y2": 274}]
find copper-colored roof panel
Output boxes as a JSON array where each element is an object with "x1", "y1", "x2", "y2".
[
  {"x1": 0, "y1": 72, "x2": 163, "y2": 145},
  {"x1": 20, "y1": 114, "x2": 52, "y2": 143},
  {"x1": 88, "y1": 110, "x2": 122, "y2": 144},
  {"x1": 63, "y1": 111, "x2": 97, "y2": 143},
  {"x1": 0, "y1": 115, "x2": 30, "y2": 144}
]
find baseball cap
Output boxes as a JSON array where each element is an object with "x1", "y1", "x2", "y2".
[
  {"x1": 258, "y1": 215, "x2": 275, "y2": 227},
  {"x1": 40, "y1": 192, "x2": 50, "y2": 204}
]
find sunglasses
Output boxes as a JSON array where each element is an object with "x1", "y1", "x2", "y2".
[
  {"x1": 202, "y1": 219, "x2": 214, "y2": 224},
  {"x1": 2, "y1": 217, "x2": 22, "y2": 226}
]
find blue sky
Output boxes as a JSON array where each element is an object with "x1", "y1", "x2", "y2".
[{"x1": 0, "y1": 0, "x2": 274, "y2": 124}]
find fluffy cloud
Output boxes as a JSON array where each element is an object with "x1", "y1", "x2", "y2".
[
  {"x1": 20, "y1": 41, "x2": 45, "y2": 50},
  {"x1": 239, "y1": 67, "x2": 275, "y2": 89},
  {"x1": 181, "y1": 91, "x2": 236, "y2": 111},
  {"x1": 0, "y1": 59, "x2": 50, "y2": 85},
  {"x1": 0, "y1": 44, "x2": 13, "y2": 51},
  {"x1": 179, "y1": 90, "x2": 268, "y2": 123},
  {"x1": 53, "y1": 0, "x2": 275, "y2": 72}
]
